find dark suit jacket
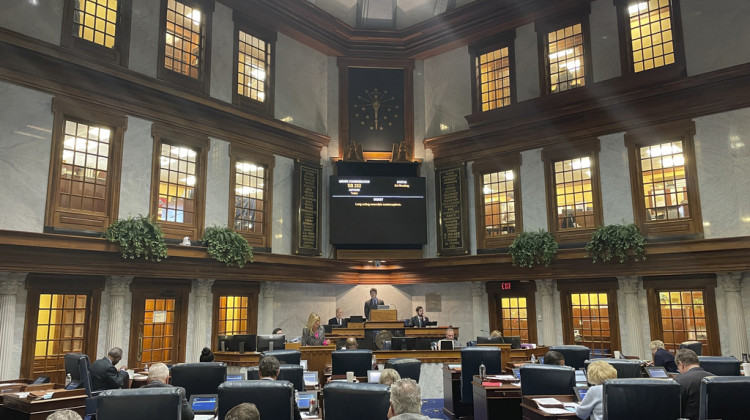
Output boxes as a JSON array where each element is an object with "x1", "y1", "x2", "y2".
[
  {"x1": 654, "y1": 348, "x2": 678, "y2": 373},
  {"x1": 327, "y1": 317, "x2": 348, "y2": 327},
  {"x1": 142, "y1": 380, "x2": 195, "y2": 420},
  {"x1": 364, "y1": 298, "x2": 384, "y2": 320},
  {"x1": 410, "y1": 315, "x2": 430, "y2": 328},
  {"x1": 675, "y1": 366, "x2": 713, "y2": 420},
  {"x1": 89, "y1": 357, "x2": 128, "y2": 391}
]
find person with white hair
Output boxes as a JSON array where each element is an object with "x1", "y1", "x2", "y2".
[
  {"x1": 142, "y1": 362, "x2": 194, "y2": 420},
  {"x1": 46, "y1": 409, "x2": 83, "y2": 420},
  {"x1": 387, "y1": 378, "x2": 438, "y2": 419}
]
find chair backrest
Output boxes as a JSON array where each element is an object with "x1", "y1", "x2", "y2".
[
  {"x1": 460, "y1": 347, "x2": 502, "y2": 404},
  {"x1": 698, "y1": 356, "x2": 741, "y2": 376},
  {"x1": 332, "y1": 350, "x2": 372, "y2": 377},
  {"x1": 550, "y1": 345, "x2": 590, "y2": 369},
  {"x1": 218, "y1": 380, "x2": 295, "y2": 420},
  {"x1": 65, "y1": 352, "x2": 86, "y2": 381},
  {"x1": 384, "y1": 358, "x2": 421, "y2": 382},
  {"x1": 76, "y1": 354, "x2": 96, "y2": 397},
  {"x1": 699, "y1": 376, "x2": 750, "y2": 420},
  {"x1": 520, "y1": 364, "x2": 576, "y2": 396},
  {"x1": 261, "y1": 350, "x2": 301, "y2": 365},
  {"x1": 97, "y1": 387, "x2": 182, "y2": 420},
  {"x1": 323, "y1": 382, "x2": 390, "y2": 420},
  {"x1": 584, "y1": 359, "x2": 642, "y2": 379},
  {"x1": 680, "y1": 341, "x2": 703, "y2": 356},
  {"x1": 247, "y1": 365, "x2": 302, "y2": 390},
  {"x1": 170, "y1": 362, "x2": 227, "y2": 399},
  {"x1": 603, "y1": 378, "x2": 680, "y2": 420}
]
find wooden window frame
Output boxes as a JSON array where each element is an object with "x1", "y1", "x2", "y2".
[
  {"x1": 45, "y1": 98, "x2": 126, "y2": 233},
  {"x1": 468, "y1": 31, "x2": 517, "y2": 117},
  {"x1": 156, "y1": 0, "x2": 214, "y2": 94},
  {"x1": 60, "y1": 0, "x2": 133, "y2": 66},
  {"x1": 643, "y1": 275, "x2": 720, "y2": 356},
  {"x1": 473, "y1": 154, "x2": 523, "y2": 250},
  {"x1": 535, "y1": 5, "x2": 593, "y2": 96},
  {"x1": 228, "y1": 144, "x2": 274, "y2": 251},
  {"x1": 232, "y1": 11, "x2": 276, "y2": 116},
  {"x1": 149, "y1": 123, "x2": 209, "y2": 240},
  {"x1": 487, "y1": 281, "x2": 538, "y2": 344},
  {"x1": 613, "y1": 0, "x2": 687, "y2": 80},
  {"x1": 21, "y1": 275, "x2": 104, "y2": 382},
  {"x1": 625, "y1": 120, "x2": 703, "y2": 239},
  {"x1": 542, "y1": 137, "x2": 603, "y2": 243},
  {"x1": 558, "y1": 279, "x2": 621, "y2": 356},
  {"x1": 211, "y1": 281, "x2": 260, "y2": 351}
]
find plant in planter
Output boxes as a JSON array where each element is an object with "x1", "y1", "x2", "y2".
[
  {"x1": 508, "y1": 229, "x2": 559, "y2": 268},
  {"x1": 201, "y1": 226, "x2": 253, "y2": 268},
  {"x1": 585, "y1": 223, "x2": 646, "y2": 263},
  {"x1": 103, "y1": 216, "x2": 168, "y2": 262}
]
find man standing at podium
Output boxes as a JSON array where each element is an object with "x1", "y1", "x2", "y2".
[
  {"x1": 364, "y1": 287, "x2": 384, "y2": 320},
  {"x1": 410, "y1": 306, "x2": 430, "y2": 328}
]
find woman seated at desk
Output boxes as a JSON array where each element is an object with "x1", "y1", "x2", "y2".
[
  {"x1": 302, "y1": 312, "x2": 329, "y2": 346},
  {"x1": 575, "y1": 360, "x2": 617, "y2": 420}
]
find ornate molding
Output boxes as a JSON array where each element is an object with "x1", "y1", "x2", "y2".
[
  {"x1": 0, "y1": 272, "x2": 27, "y2": 295},
  {"x1": 618, "y1": 276, "x2": 640, "y2": 294},
  {"x1": 536, "y1": 279, "x2": 555, "y2": 296},
  {"x1": 717, "y1": 272, "x2": 742, "y2": 293},
  {"x1": 106, "y1": 276, "x2": 133, "y2": 296},
  {"x1": 262, "y1": 282, "x2": 279, "y2": 299},
  {"x1": 193, "y1": 279, "x2": 215, "y2": 298}
]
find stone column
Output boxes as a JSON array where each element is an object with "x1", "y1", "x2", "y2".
[
  {"x1": 618, "y1": 276, "x2": 646, "y2": 359},
  {"x1": 718, "y1": 272, "x2": 748, "y2": 358},
  {"x1": 0, "y1": 272, "x2": 27, "y2": 380},
  {"x1": 536, "y1": 279, "x2": 557, "y2": 346},
  {"x1": 105, "y1": 276, "x2": 133, "y2": 355},
  {"x1": 191, "y1": 279, "x2": 214, "y2": 362},
  {"x1": 471, "y1": 282, "x2": 486, "y2": 341},
  {"x1": 258, "y1": 282, "x2": 278, "y2": 335}
]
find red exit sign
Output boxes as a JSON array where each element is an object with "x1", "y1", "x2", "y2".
[{"x1": 501, "y1": 282, "x2": 512, "y2": 290}]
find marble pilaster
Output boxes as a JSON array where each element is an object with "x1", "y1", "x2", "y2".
[
  {"x1": 191, "y1": 279, "x2": 215, "y2": 362},
  {"x1": 471, "y1": 282, "x2": 486, "y2": 340},
  {"x1": 718, "y1": 272, "x2": 749, "y2": 358},
  {"x1": 258, "y1": 282, "x2": 279, "y2": 335},
  {"x1": 0, "y1": 272, "x2": 26, "y2": 380},
  {"x1": 536, "y1": 279, "x2": 557, "y2": 346},
  {"x1": 105, "y1": 276, "x2": 133, "y2": 355},
  {"x1": 618, "y1": 276, "x2": 647, "y2": 359}
]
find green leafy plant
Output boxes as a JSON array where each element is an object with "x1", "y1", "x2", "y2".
[
  {"x1": 103, "y1": 216, "x2": 168, "y2": 262},
  {"x1": 508, "y1": 229, "x2": 559, "y2": 268},
  {"x1": 585, "y1": 223, "x2": 646, "y2": 263},
  {"x1": 201, "y1": 226, "x2": 253, "y2": 268}
]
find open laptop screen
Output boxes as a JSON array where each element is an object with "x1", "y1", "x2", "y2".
[
  {"x1": 297, "y1": 392, "x2": 316, "y2": 410},
  {"x1": 645, "y1": 366, "x2": 669, "y2": 378},
  {"x1": 367, "y1": 370, "x2": 382, "y2": 383},
  {"x1": 304, "y1": 371, "x2": 318, "y2": 386},
  {"x1": 189, "y1": 394, "x2": 217, "y2": 414},
  {"x1": 226, "y1": 374, "x2": 243, "y2": 381},
  {"x1": 574, "y1": 386, "x2": 589, "y2": 402},
  {"x1": 575, "y1": 369, "x2": 587, "y2": 383}
]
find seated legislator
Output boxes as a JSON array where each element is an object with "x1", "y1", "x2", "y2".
[
  {"x1": 345, "y1": 337, "x2": 358, "y2": 350},
  {"x1": 273, "y1": 328, "x2": 284, "y2": 335},
  {"x1": 575, "y1": 360, "x2": 617, "y2": 420},
  {"x1": 364, "y1": 287, "x2": 385, "y2": 320},
  {"x1": 674, "y1": 349, "x2": 713, "y2": 420},
  {"x1": 200, "y1": 347, "x2": 214, "y2": 362},
  {"x1": 410, "y1": 306, "x2": 430, "y2": 328},
  {"x1": 90, "y1": 347, "x2": 129, "y2": 391},
  {"x1": 387, "y1": 378, "x2": 436, "y2": 420},
  {"x1": 259, "y1": 355, "x2": 302, "y2": 420},
  {"x1": 650, "y1": 340, "x2": 678, "y2": 373},
  {"x1": 142, "y1": 362, "x2": 195, "y2": 420},
  {"x1": 490, "y1": 330, "x2": 502, "y2": 338},
  {"x1": 379, "y1": 369, "x2": 401, "y2": 386},
  {"x1": 544, "y1": 350, "x2": 566, "y2": 366},
  {"x1": 302, "y1": 312, "x2": 329, "y2": 346},
  {"x1": 328, "y1": 308, "x2": 348, "y2": 327},
  {"x1": 225, "y1": 403, "x2": 260, "y2": 420}
]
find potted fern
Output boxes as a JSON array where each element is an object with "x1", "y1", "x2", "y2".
[
  {"x1": 201, "y1": 226, "x2": 253, "y2": 268},
  {"x1": 508, "y1": 229, "x2": 559, "y2": 268},
  {"x1": 103, "y1": 216, "x2": 168, "y2": 262},
  {"x1": 585, "y1": 223, "x2": 646, "y2": 263}
]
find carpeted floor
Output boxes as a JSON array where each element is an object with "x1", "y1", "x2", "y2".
[{"x1": 421, "y1": 398, "x2": 451, "y2": 420}]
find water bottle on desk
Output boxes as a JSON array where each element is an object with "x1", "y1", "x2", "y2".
[
  {"x1": 479, "y1": 362, "x2": 486, "y2": 380},
  {"x1": 65, "y1": 373, "x2": 72, "y2": 387},
  {"x1": 530, "y1": 354, "x2": 537, "y2": 364}
]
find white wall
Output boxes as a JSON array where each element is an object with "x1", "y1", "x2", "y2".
[
  {"x1": 0, "y1": 0, "x2": 63, "y2": 45},
  {"x1": 128, "y1": 0, "x2": 160, "y2": 78},
  {"x1": 118, "y1": 116, "x2": 153, "y2": 219},
  {"x1": 682, "y1": 0, "x2": 750, "y2": 76},
  {"x1": 423, "y1": 47, "x2": 472, "y2": 138}
]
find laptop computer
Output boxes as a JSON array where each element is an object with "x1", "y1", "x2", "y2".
[
  {"x1": 296, "y1": 391, "x2": 316, "y2": 411},
  {"x1": 348, "y1": 316, "x2": 364, "y2": 324},
  {"x1": 438, "y1": 340, "x2": 454, "y2": 350},
  {"x1": 303, "y1": 371, "x2": 318, "y2": 387},
  {"x1": 573, "y1": 386, "x2": 589, "y2": 402},
  {"x1": 65, "y1": 380, "x2": 81, "y2": 390},
  {"x1": 367, "y1": 370, "x2": 382, "y2": 383},
  {"x1": 512, "y1": 368, "x2": 521, "y2": 380},
  {"x1": 226, "y1": 374, "x2": 243, "y2": 381},
  {"x1": 189, "y1": 394, "x2": 218, "y2": 414},
  {"x1": 645, "y1": 366, "x2": 670, "y2": 378},
  {"x1": 575, "y1": 369, "x2": 587, "y2": 384},
  {"x1": 300, "y1": 360, "x2": 308, "y2": 370}
]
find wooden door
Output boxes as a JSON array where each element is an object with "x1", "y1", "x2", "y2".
[{"x1": 128, "y1": 280, "x2": 190, "y2": 369}]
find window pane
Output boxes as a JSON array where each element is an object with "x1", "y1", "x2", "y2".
[
  {"x1": 477, "y1": 47, "x2": 511, "y2": 111},
  {"x1": 500, "y1": 295, "x2": 529, "y2": 340},
  {"x1": 569, "y1": 292, "x2": 614, "y2": 356},
  {"x1": 33, "y1": 293, "x2": 89, "y2": 384},
  {"x1": 73, "y1": 0, "x2": 119, "y2": 48},
  {"x1": 546, "y1": 23, "x2": 585, "y2": 93},
  {"x1": 554, "y1": 156, "x2": 594, "y2": 228},
  {"x1": 237, "y1": 31, "x2": 271, "y2": 103},
  {"x1": 627, "y1": 0, "x2": 675, "y2": 73},
  {"x1": 639, "y1": 140, "x2": 689, "y2": 221},
  {"x1": 658, "y1": 289, "x2": 707, "y2": 354},
  {"x1": 234, "y1": 161, "x2": 266, "y2": 234},
  {"x1": 164, "y1": 0, "x2": 204, "y2": 79},
  {"x1": 482, "y1": 169, "x2": 516, "y2": 237},
  {"x1": 157, "y1": 144, "x2": 198, "y2": 224},
  {"x1": 218, "y1": 295, "x2": 249, "y2": 335},
  {"x1": 59, "y1": 120, "x2": 111, "y2": 214}
]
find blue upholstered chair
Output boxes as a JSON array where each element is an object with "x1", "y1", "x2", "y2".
[
  {"x1": 602, "y1": 378, "x2": 680, "y2": 420},
  {"x1": 698, "y1": 356, "x2": 741, "y2": 376},
  {"x1": 550, "y1": 345, "x2": 590, "y2": 369},
  {"x1": 384, "y1": 358, "x2": 421, "y2": 382},
  {"x1": 97, "y1": 387, "x2": 182, "y2": 420},
  {"x1": 322, "y1": 382, "x2": 390, "y2": 420},
  {"x1": 699, "y1": 376, "x2": 750, "y2": 420},
  {"x1": 261, "y1": 349, "x2": 301, "y2": 365},
  {"x1": 520, "y1": 364, "x2": 576, "y2": 396},
  {"x1": 218, "y1": 380, "x2": 296, "y2": 420},
  {"x1": 170, "y1": 361, "x2": 227, "y2": 399},
  {"x1": 584, "y1": 358, "x2": 642, "y2": 379},
  {"x1": 246, "y1": 364, "x2": 304, "y2": 391},
  {"x1": 332, "y1": 350, "x2": 372, "y2": 377},
  {"x1": 460, "y1": 347, "x2": 502, "y2": 404}
]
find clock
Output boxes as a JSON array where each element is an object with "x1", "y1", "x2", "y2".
[{"x1": 352, "y1": 88, "x2": 400, "y2": 132}]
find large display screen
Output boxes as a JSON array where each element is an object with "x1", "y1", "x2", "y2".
[{"x1": 329, "y1": 176, "x2": 426, "y2": 246}]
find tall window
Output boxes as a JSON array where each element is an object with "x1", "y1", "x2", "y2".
[
  {"x1": 217, "y1": 296, "x2": 249, "y2": 335},
  {"x1": 141, "y1": 298, "x2": 176, "y2": 365},
  {"x1": 616, "y1": 0, "x2": 684, "y2": 75},
  {"x1": 234, "y1": 20, "x2": 276, "y2": 114},
  {"x1": 230, "y1": 146, "x2": 273, "y2": 249},
  {"x1": 46, "y1": 99, "x2": 125, "y2": 232},
  {"x1": 468, "y1": 33, "x2": 515, "y2": 116},
  {"x1": 626, "y1": 121, "x2": 702, "y2": 238},
  {"x1": 487, "y1": 281, "x2": 537, "y2": 344},
  {"x1": 61, "y1": 0, "x2": 132, "y2": 65},
  {"x1": 501, "y1": 297, "x2": 530, "y2": 341},
  {"x1": 544, "y1": 22, "x2": 587, "y2": 93},
  {"x1": 474, "y1": 156, "x2": 522, "y2": 250},
  {"x1": 559, "y1": 281, "x2": 620, "y2": 357},
  {"x1": 158, "y1": 0, "x2": 213, "y2": 92},
  {"x1": 150, "y1": 124, "x2": 208, "y2": 240},
  {"x1": 212, "y1": 282, "x2": 260, "y2": 351}
]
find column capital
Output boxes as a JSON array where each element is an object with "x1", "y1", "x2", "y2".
[
  {"x1": 262, "y1": 282, "x2": 279, "y2": 298},
  {"x1": 106, "y1": 276, "x2": 134, "y2": 296},
  {"x1": 717, "y1": 272, "x2": 742, "y2": 293},
  {"x1": 618, "y1": 276, "x2": 640, "y2": 294},
  {"x1": 193, "y1": 279, "x2": 215, "y2": 298},
  {"x1": 0, "y1": 272, "x2": 27, "y2": 295},
  {"x1": 471, "y1": 282, "x2": 486, "y2": 297},
  {"x1": 535, "y1": 279, "x2": 555, "y2": 296}
]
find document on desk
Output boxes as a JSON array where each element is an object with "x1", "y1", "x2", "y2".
[
  {"x1": 537, "y1": 406, "x2": 572, "y2": 415},
  {"x1": 532, "y1": 397, "x2": 564, "y2": 407}
]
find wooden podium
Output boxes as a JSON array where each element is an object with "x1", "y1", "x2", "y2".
[{"x1": 369, "y1": 309, "x2": 397, "y2": 322}]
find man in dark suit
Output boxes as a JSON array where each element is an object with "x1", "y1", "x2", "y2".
[
  {"x1": 89, "y1": 347, "x2": 129, "y2": 391},
  {"x1": 674, "y1": 349, "x2": 713, "y2": 420},
  {"x1": 328, "y1": 308, "x2": 348, "y2": 327},
  {"x1": 142, "y1": 362, "x2": 194, "y2": 420},
  {"x1": 410, "y1": 306, "x2": 430, "y2": 328},
  {"x1": 363, "y1": 287, "x2": 384, "y2": 320},
  {"x1": 259, "y1": 356, "x2": 301, "y2": 420}
]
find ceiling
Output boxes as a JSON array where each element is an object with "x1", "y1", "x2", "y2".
[{"x1": 307, "y1": 0, "x2": 477, "y2": 29}]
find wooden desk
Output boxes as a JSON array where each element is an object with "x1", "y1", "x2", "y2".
[
  {"x1": 374, "y1": 350, "x2": 461, "y2": 364},
  {"x1": 369, "y1": 309, "x2": 397, "y2": 322},
  {"x1": 405, "y1": 327, "x2": 460, "y2": 339},
  {"x1": 509, "y1": 346, "x2": 549, "y2": 363},
  {"x1": 213, "y1": 351, "x2": 261, "y2": 367},
  {"x1": 2, "y1": 389, "x2": 86, "y2": 420},
  {"x1": 442, "y1": 366, "x2": 472, "y2": 420},
  {"x1": 326, "y1": 327, "x2": 365, "y2": 340},
  {"x1": 521, "y1": 395, "x2": 578, "y2": 420},
  {"x1": 472, "y1": 376, "x2": 522, "y2": 420}
]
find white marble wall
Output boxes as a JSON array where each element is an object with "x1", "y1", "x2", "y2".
[
  {"x1": 0, "y1": 82, "x2": 53, "y2": 232},
  {"x1": 682, "y1": 0, "x2": 750, "y2": 76},
  {"x1": 421, "y1": 156, "x2": 438, "y2": 258},
  {"x1": 423, "y1": 47, "x2": 472, "y2": 138},
  {"x1": 520, "y1": 149, "x2": 547, "y2": 231},
  {"x1": 210, "y1": 2, "x2": 234, "y2": 103},
  {"x1": 272, "y1": 155, "x2": 294, "y2": 254},
  {"x1": 515, "y1": 23, "x2": 541, "y2": 102},
  {"x1": 599, "y1": 132, "x2": 634, "y2": 225},
  {"x1": 118, "y1": 116, "x2": 153, "y2": 218},
  {"x1": 95, "y1": 280, "x2": 134, "y2": 367},
  {"x1": 742, "y1": 273, "x2": 750, "y2": 356},
  {"x1": 589, "y1": 0, "x2": 622, "y2": 82},
  {"x1": 0, "y1": 0, "x2": 62, "y2": 45},
  {"x1": 128, "y1": 0, "x2": 161, "y2": 78},
  {"x1": 204, "y1": 138, "x2": 231, "y2": 229},
  {"x1": 465, "y1": 161, "x2": 477, "y2": 255},
  {"x1": 412, "y1": 61, "x2": 427, "y2": 160},
  {"x1": 9, "y1": 276, "x2": 28, "y2": 380}
]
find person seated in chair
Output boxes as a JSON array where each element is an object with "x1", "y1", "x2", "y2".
[
  {"x1": 410, "y1": 306, "x2": 430, "y2": 328},
  {"x1": 142, "y1": 362, "x2": 194, "y2": 420},
  {"x1": 225, "y1": 403, "x2": 260, "y2": 420},
  {"x1": 90, "y1": 347, "x2": 129, "y2": 391},
  {"x1": 379, "y1": 368, "x2": 401, "y2": 386},
  {"x1": 543, "y1": 350, "x2": 566, "y2": 366},
  {"x1": 200, "y1": 347, "x2": 214, "y2": 362},
  {"x1": 387, "y1": 378, "x2": 437, "y2": 419},
  {"x1": 328, "y1": 308, "x2": 348, "y2": 327},
  {"x1": 259, "y1": 356, "x2": 301, "y2": 420},
  {"x1": 648, "y1": 340, "x2": 678, "y2": 373},
  {"x1": 674, "y1": 349, "x2": 714, "y2": 420},
  {"x1": 345, "y1": 337, "x2": 358, "y2": 350},
  {"x1": 575, "y1": 360, "x2": 617, "y2": 420}
]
